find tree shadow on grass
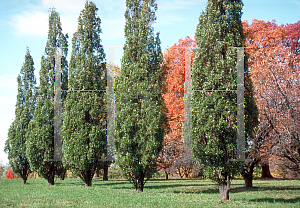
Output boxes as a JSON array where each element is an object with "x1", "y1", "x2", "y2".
[
  {"x1": 145, "y1": 179, "x2": 245, "y2": 192},
  {"x1": 169, "y1": 184, "x2": 300, "y2": 195},
  {"x1": 55, "y1": 180, "x2": 112, "y2": 186},
  {"x1": 148, "y1": 178, "x2": 203, "y2": 182},
  {"x1": 248, "y1": 197, "x2": 300, "y2": 204},
  {"x1": 230, "y1": 185, "x2": 300, "y2": 193},
  {"x1": 55, "y1": 181, "x2": 84, "y2": 186},
  {"x1": 145, "y1": 182, "x2": 216, "y2": 190},
  {"x1": 102, "y1": 179, "x2": 241, "y2": 191},
  {"x1": 55, "y1": 178, "x2": 130, "y2": 187},
  {"x1": 93, "y1": 181, "x2": 130, "y2": 187},
  {"x1": 104, "y1": 180, "x2": 216, "y2": 191},
  {"x1": 172, "y1": 188, "x2": 219, "y2": 194}
]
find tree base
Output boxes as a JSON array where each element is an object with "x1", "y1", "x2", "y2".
[
  {"x1": 103, "y1": 164, "x2": 108, "y2": 181},
  {"x1": 48, "y1": 178, "x2": 54, "y2": 186},
  {"x1": 136, "y1": 188, "x2": 143, "y2": 193},
  {"x1": 243, "y1": 175, "x2": 253, "y2": 188},
  {"x1": 22, "y1": 178, "x2": 28, "y2": 185},
  {"x1": 261, "y1": 163, "x2": 274, "y2": 179},
  {"x1": 219, "y1": 182, "x2": 229, "y2": 200},
  {"x1": 85, "y1": 179, "x2": 92, "y2": 187}
]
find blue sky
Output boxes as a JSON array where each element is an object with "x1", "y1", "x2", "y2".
[{"x1": 0, "y1": 0, "x2": 299, "y2": 166}]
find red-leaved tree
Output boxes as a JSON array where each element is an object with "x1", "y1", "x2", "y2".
[
  {"x1": 5, "y1": 168, "x2": 19, "y2": 179},
  {"x1": 157, "y1": 36, "x2": 196, "y2": 179}
]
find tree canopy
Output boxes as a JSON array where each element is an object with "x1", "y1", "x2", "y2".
[
  {"x1": 5, "y1": 48, "x2": 37, "y2": 185},
  {"x1": 192, "y1": 0, "x2": 258, "y2": 200},
  {"x1": 62, "y1": 1, "x2": 107, "y2": 187},
  {"x1": 114, "y1": 0, "x2": 169, "y2": 192},
  {"x1": 26, "y1": 8, "x2": 68, "y2": 185}
]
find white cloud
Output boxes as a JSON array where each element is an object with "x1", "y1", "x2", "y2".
[
  {"x1": 59, "y1": 14, "x2": 78, "y2": 37},
  {"x1": 9, "y1": 10, "x2": 48, "y2": 36},
  {"x1": 8, "y1": 0, "x2": 126, "y2": 40},
  {"x1": 39, "y1": 0, "x2": 86, "y2": 12},
  {"x1": 8, "y1": 0, "x2": 85, "y2": 37}
]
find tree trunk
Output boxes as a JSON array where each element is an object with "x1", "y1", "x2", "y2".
[
  {"x1": 21, "y1": 163, "x2": 29, "y2": 185},
  {"x1": 136, "y1": 174, "x2": 144, "y2": 193},
  {"x1": 22, "y1": 177, "x2": 28, "y2": 185},
  {"x1": 242, "y1": 162, "x2": 255, "y2": 188},
  {"x1": 60, "y1": 169, "x2": 66, "y2": 180},
  {"x1": 165, "y1": 171, "x2": 169, "y2": 180},
  {"x1": 48, "y1": 163, "x2": 55, "y2": 185},
  {"x1": 243, "y1": 174, "x2": 253, "y2": 188},
  {"x1": 84, "y1": 169, "x2": 93, "y2": 187},
  {"x1": 48, "y1": 176, "x2": 54, "y2": 186},
  {"x1": 219, "y1": 182, "x2": 229, "y2": 201},
  {"x1": 261, "y1": 162, "x2": 273, "y2": 178},
  {"x1": 85, "y1": 179, "x2": 92, "y2": 187},
  {"x1": 103, "y1": 163, "x2": 108, "y2": 181}
]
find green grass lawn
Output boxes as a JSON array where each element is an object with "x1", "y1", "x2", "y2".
[{"x1": 0, "y1": 178, "x2": 299, "y2": 207}]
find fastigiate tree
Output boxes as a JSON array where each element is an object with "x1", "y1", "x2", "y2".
[
  {"x1": 114, "y1": 0, "x2": 169, "y2": 192},
  {"x1": 4, "y1": 48, "x2": 37, "y2": 185},
  {"x1": 62, "y1": 1, "x2": 107, "y2": 187},
  {"x1": 191, "y1": 0, "x2": 258, "y2": 200},
  {"x1": 26, "y1": 8, "x2": 68, "y2": 186}
]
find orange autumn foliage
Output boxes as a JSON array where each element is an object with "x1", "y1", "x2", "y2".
[{"x1": 157, "y1": 36, "x2": 196, "y2": 175}]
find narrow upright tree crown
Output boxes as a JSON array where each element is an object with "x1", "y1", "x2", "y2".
[
  {"x1": 115, "y1": 0, "x2": 169, "y2": 192},
  {"x1": 192, "y1": 0, "x2": 258, "y2": 200},
  {"x1": 62, "y1": 1, "x2": 107, "y2": 187},
  {"x1": 5, "y1": 48, "x2": 37, "y2": 184},
  {"x1": 26, "y1": 8, "x2": 68, "y2": 185}
]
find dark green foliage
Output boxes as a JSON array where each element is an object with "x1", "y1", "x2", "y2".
[
  {"x1": 114, "y1": 0, "x2": 169, "y2": 192},
  {"x1": 62, "y1": 1, "x2": 107, "y2": 187},
  {"x1": 26, "y1": 8, "x2": 68, "y2": 185},
  {"x1": 4, "y1": 48, "x2": 37, "y2": 184},
  {"x1": 191, "y1": 0, "x2": 258, "y2": 200}
]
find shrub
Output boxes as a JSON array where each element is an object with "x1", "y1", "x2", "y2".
[{"x1": 169, "y1": 148, "x2": 202, "y2": 178}]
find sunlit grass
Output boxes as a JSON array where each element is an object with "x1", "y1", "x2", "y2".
[{"x1": 0, "y1": 177, "x2": 299, "y2": 207}]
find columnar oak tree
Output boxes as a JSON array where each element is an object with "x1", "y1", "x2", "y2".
[
  {"x1": 62, "y1": 1, "x2": 107, "y2": 187},
  {"x1": 4, "y1": 48, "x2": 37, "y2": 185},
  {"x1": 115, "y1": 0, "x2": 169, "y2": 192},
  {"x1": 192, "y1": 0, "x2": 258, "y2": 200},
  {"x1": 26, "y1": 9, "x2": 68, "y2": 185}
]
